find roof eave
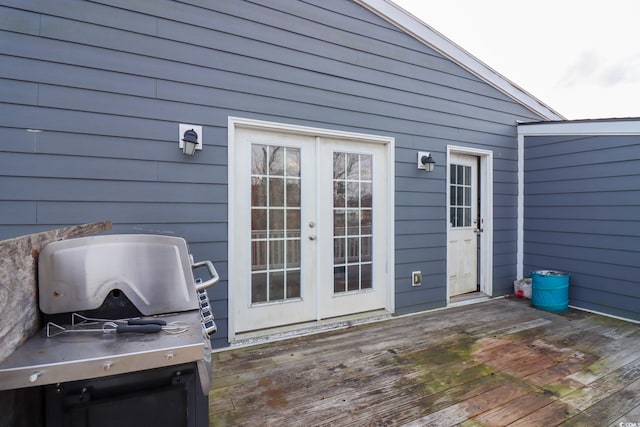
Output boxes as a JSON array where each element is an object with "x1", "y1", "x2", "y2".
[
  {"x1": 518, "y1": 117, "x2": 640, "y2": 136},
  {"x1": 354, "y1": 0, "x2": 566, "y2": 121}
]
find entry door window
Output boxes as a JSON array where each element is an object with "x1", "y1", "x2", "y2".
[
  {"x1": 450, "y1": 164, "x2": 472, "y2": 228},
  {"x1": 251, "y1": 144, "x2": 301, "y2": 303},
  {"x1": 332, "y1": 152, "x2": 373, "y2": 293}
]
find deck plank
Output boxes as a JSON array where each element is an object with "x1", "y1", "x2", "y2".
[
  {"x1": 559, "y1": 378, "x2": 640, "y2": 426},
  {"x1": 401, "y1": 381, "x2": 531, "y2": 427},
  {"x1": 568, "y1": 340, "x2": 640, "y2": 385},
  {"x1": 508, "y1": 400, "x2": 581, "y2": 427},
  {"x1": 473, "y1": 390, "x2": 556, "y2": 426},
  {"x1": 209, "y1": 298, "x2": 640, "y2": 426},
  {"x1": 610, "y1": 402, "x2": 640, "y2": 426},
  {"x1": 561, "y1": 356, "x2": 640, "y2": 411}
]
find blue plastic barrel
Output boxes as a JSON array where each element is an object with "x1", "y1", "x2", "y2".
[{"x1": 530, "y1": 270, "x2": 570, "y2": 312}]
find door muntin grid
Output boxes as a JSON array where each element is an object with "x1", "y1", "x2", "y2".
[
  {"x1": 450, "y1": 164, "x2": 472, "y2": 228},
  {"x1": 251, "y1": 144, "x2": 301, "y2": 304},
  {"x1": 332, "y1": 152, "x2": 373, "y2": 294}
]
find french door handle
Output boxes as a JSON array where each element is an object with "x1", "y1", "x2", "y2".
[{"x1": 474, "y1": 228, "x2": 484, "y2": 234}]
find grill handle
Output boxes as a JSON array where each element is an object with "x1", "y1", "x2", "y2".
[
  {"x1": 193, "y1": 260, "x2": 220, "y2": 291},
  {"x1": 115, "y1": 324, "x2": 163, "y2": 334}
]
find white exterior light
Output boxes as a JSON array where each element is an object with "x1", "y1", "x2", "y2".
[
  {"x1": 417, "y1": 151, "x2": 435, "y2": 173},
  {"x1": 179, "y1": 124, "x2": 202, "y2": 156}
]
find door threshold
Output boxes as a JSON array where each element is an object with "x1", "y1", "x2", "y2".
[
  {"x1": 227, "y1": 310, "x2": 391, "y2": 350},
  {"x1": 449, "y1": 292, "x2": 492, "y2": 307}
]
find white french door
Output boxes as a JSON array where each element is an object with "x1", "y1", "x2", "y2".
[
  {"x1": 317, "y1": 138, "x2": 388, "y2": 319},
  {"x1": 230, "y1": 122, "x2": 391, "y2": 335},
  {"x1": 232, "y1": 127, "x2": 317, "y2": 332}
]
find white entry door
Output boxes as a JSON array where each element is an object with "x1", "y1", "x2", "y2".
[
  {"x1": 448, "y1": 153, "x2": 478, "y2": 296},
  {"x1": 231, "y1": 124, "x2": 390, "y2": 335}
]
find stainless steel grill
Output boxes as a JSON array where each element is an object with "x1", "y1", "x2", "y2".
[{"x1": 0, "y1": 234, "x2": 219, "y2": 427}]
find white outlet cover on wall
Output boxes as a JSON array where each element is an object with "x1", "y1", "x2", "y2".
[{"x1": 412, "y1": 271, "x2": 422, "y2": 287}]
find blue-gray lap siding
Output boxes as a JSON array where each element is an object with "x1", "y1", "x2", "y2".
[
  {"x1": 0, "y1": 0, "x2": 544, "y2": 347},
  {"x1": 524, "y1": 134, "x2": 640, "y2": 321}
]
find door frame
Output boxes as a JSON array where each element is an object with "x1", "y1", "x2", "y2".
[
  {"x1": 227, "y1": 117, "x2": 395, "y2": 343},
  {"x1": 446, "y1": 145, "x2": 493, "y2": 303}
]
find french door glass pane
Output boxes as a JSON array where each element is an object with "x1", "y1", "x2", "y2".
[
  {"x1": 286, "y1": 149, "x2": 300, "y2": 176},
  {"x1": 269, "y1": 209, "x2": 284, "y2": 238},
  {"x1": 361, "y1": 183, "x2": 372, "y2": 207},
  {"x1": 286, "y1": 179, "x2": 301, "y2": 206},
  {"x1": 286, "y1": 210, "x2": 301, "y2": 237},
  {"x1": 361, "y1": 210, "x2": 372, "y2": 235},
  {"x1": 251, "y1": 273, "x2": 267, "y2": 303},
  {"x1": 347, "y1": 265, "x2": 359, "y2": 291},
  {"x1": 361, "y1": 264, "x2": 372, "y2": 289},
  {"x1": 334, "y1": 238, "x2": 345, "y2": 264},
  {"x1": 334, "y1": 265, "x2": 346, "y2": 293},
  {"x1": 361, "y1": 236, "x2": 372, "y2": 261},
  {"x1": 287, "y1": 271, "x2": 301, "y2": 298},
  {"x1": 269, "y1": 271, "x2": 284, "y2": 300},
  {"x1": 333, "y1": 181, "x2": 345, "y2": 207},
  {"x1": 333, "y1": 152, "x2": 345, "y2": 179},
  {"x1": 334, "y1": 209, "x2": 346, "y2": 236},
  {"x1": 332, "y1": 151, "x2": 373, "y2": 293},
  {"x1": 347, "y1": 154, "x2": 360, "y2": 180},
  {"x1": 252, "y1": 146, "x2": 267, "y2": 175},
  {"x1": 347, "y1": 182, "x2": 359, "y2": 207},
  {"x1": 269, "y1": 146, "x2": 284, "y2": 175},
  {"x1": 251, "y1": 177, "x2": 267, "y2": 206},
  {"x1": 269, "y1": 178, "x2": 284, "y2": 206},
  {"x1": 251, "y1": 144, "x2": 301, "y2": 304},
  {"x1": 360, "y1": 156, "x2": 372, "y2": 180}
]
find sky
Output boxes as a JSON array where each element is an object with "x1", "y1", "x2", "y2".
[{"x1": 390, "y1": 0, "x2": 640, "y2": 120}]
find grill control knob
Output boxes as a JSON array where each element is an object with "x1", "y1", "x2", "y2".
[
  {"x1": 29, "y1": 372, "x2": 41, "y2": 383},
  {"x1": 204, "y1": 319, "x2": 217, "y2": 335}
]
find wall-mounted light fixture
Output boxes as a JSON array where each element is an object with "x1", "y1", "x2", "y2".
[
  {"x1": 179, "y1": 124, "x2": 203, "y2": 156},
  {"x1": 417, "y1": 151, "x2": 436, "y2": 173}
]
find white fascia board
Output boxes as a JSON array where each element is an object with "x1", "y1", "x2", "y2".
[
  {"x1": 354, "y1": 0, "x2": 565, "y2": 121},
  {"x1": 516, "y1": 133, "x2": 524, "y2": 280},
  {"x1": 518, "y1": 119, "x2": 640, "y2": 136}
]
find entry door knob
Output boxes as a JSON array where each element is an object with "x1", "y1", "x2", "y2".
[{"x1": 309, "y1": 235, "x2": 316, "y2": 241}]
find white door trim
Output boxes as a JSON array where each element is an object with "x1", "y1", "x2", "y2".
[
  {"x1": 446, "y1": 145, "x2": 493, "y2": 303},
  {"x1": 228, "y1": 117, "x2": 395, "y2": 343}
]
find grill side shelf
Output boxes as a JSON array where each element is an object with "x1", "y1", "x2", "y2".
[{"x1": 0, "y1": 311, "x2": 205, "y2": 391}]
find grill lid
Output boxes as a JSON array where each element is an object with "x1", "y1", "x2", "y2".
[{"x1": 38, "y1": 234, "x2": 200, "y2": 315}]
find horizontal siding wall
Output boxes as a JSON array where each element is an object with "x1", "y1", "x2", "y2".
[
  {"x1": 0, "y1": 0, "x2": 543, "y2": 346},
  {"x1": 524, "y1": 134, "x2": 640, "y2": 321}
]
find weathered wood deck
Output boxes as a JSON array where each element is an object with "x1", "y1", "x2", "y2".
[{"x1": 209, "y1": 298, "x2": 640, "y2": 426}]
